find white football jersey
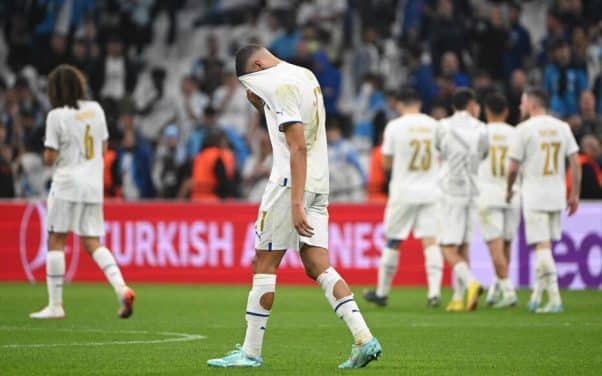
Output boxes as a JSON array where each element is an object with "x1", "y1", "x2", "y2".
[
  {"x1": 239, "y1": 62, "x2": 329, "y2": 194},
  {"x1": 382, "y1": 113, "x2": 440, "y2": 204},
  {"x1": 437, "y1": 111, "x2": 489, "y2": 204},
  {"x1": 508, "y1": 114, "x2": 578, "y2": 211},
  {"x1": 44, "y1": 100, "x2": 108, "y2": 203},
  {"x1": 478, "y1": 122, "x2": 520, "y2": 208}
]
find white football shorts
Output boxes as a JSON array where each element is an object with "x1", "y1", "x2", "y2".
[
  {"x1": 438, "y1": 201, "x2": 476, "y2": 245},
  {"x1": 478, "y1": 206, "x2": 521, "y2": 242},
  {"x1": 384, "y1": 202, "x2": 438, "y2": 240},
  {"x1": 47, "y1": 194, "x2": 105, "y2": 237},
  {"x1": 255, "y1": 181, "x2": 328, "y2": 251},
  {"x1": 523, "y1": 210, "x2": 562, "y2": 245}
]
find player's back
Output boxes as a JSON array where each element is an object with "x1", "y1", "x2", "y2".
[
  {"x1": 438, "y1": 111, "x2": 488, "y2": 203},
  {"x1": 239, "y1": 62, "x2": 329, "y2": 194},
  {"x1": 510, "y1": 114, "x2": 577, "y2": 211},
  {"x1": 478, "y1": 122, "x2": 518, "y2": 208},
  {"x1": 383, "y1": 113, "x2": 440, "y2": 204},
  {"x1": 45, "y1": 100, "x2": 108, "y2": 203}
]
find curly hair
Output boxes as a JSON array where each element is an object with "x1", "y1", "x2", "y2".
[{"x1": 47, "y1": 64, "x2": 88, "y2": 109}]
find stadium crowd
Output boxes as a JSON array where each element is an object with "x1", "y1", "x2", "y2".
[{"x1": 0, "y1": 0, "x2": 601, "y2": 201}]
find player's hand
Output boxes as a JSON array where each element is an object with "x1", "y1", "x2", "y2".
[
  {"x1": 567, "y1": 194, "x2": 579, "y2": 216},
  {"x1": 246, "y1": 90, "x2": 264, "y2": 111},
  {"x1": 292, "y1": 203, "x2": 314, "y2": 237},
  {"x1": 505, "y1": 190, "x2": 514, "y2": 204}
]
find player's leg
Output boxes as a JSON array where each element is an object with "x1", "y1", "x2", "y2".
[
  {"x1": 30, "y1": 232, "x2": 68, "y2": 319},
  {"x1": 415, "y1": 203, "x2": 443, "y2": 307},
  {"x1": 208, "y1": 250, "x2": 285, "y2": 368},
  {"x1": 494, "y1": 207, "x2": 521, "y2": 307},
  {"x1": 364, "y1": 239, "x2": 399, "y2": 306},
  {"x1": 364, "y1": 203, "x2": 408, "y2": 306},
  {"x1": 300, "y1": 245, "x2": 381, "y2": 369},
  {"x1": 81, "y1": 236, "x2": 134, "y2": 318},
  {"x1": 524, "y1": 210, "x2": 552, "y2": 311},
  {"x1": 535, "y1": 212, "x2": 563, "y2": 314},
  {"x1": 479, "y1": 208, "x2": 501, "y2": 305},
  {"x1": 457, "y1": 205, "x2": 483, "y2": 311}
]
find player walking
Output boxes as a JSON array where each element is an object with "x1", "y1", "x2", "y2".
[
  {"x1": 207, "y1": 45, "x2": 381, "y2": 369},
  {"x1": 363, "y1": 88, "x2": 444, "y2": 308},
  {"x1": 438, "y1": 88, "x2": 489, "y2": 312},
  {"x1": 30, "y1": 65, "x2": 135, "y2": 320},
  {"x1": 506, "y1": 88, "x2": 581, "y2": 314},
  {"x1": 478, "y1": 93, "x2": 520, "y2": 308}
]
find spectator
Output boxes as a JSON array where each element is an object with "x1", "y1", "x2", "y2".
[
  {"x1": 213, "y1": 71, "x2": 252, "y2": 136},
  {"x1": 407, "y1": 46, "x2": 437, "y2": 111},
  {"x1": 178, "y1": 75, "x2": 209, "y2": 141},
  {"x1": 188, "y1": 128, "x2": 239, "y2": 200},
  {"x1": 544, "y1": 39, "x2": 588, "y2": 118},
  {"x1": 152, "y1": 125, "x2": 187, "y2": 199},
  {"x1": 351, "y1": 26, "x2": 380, "y2": 94},
  {"x1": 90, "y1": 35, "x2": 138, "y2": 102},
  {"x1": 366, "y1": 106, "x2": 389, "y2": 202},
  {"x1": 120, "y1": 0, "x2": 155, "y2": 54},
  {"x1": 313, "y1": 50, "x2": 342, "y2": 115},
  {"x1": 568, "y1": 135, "x2": 602, "y2": 199},
  {"x1": 568, "y1": 91, "x2": 602, "y2": 144},
  {"x1": 327, "y1": 118, "x2": 366, "y2": 202},
  {"x1": 473, "y1": 5, "x2": 507, "y2": 81},
  {"x1": 428, "y1": 0, "x2": 468, "y2": 73},
  {"x1": 34, "y1": 33, "x2": 68, "y2": 76},
  {"x1": 439, "y1": 51, "x2": 470, "y2": 88},
  {"x1": 68, "y1": 37, "x2": 93, "y2": 79},
  {"x1": 506, "y1": 69, "x2": 528, "y2": 124},
  {"x1": 353, "y1": 74, "x2": 385, "y2": 145},
  {"x1": 503, "y1": 2, "x2": 532, "y2": 78},
  {"x1": 192, "y1": 34, "x2": 224, "y2": 96},
  {"x1": 538, "y1": 10, "x2": 567, "y2": 66},
  {"x1": 269, "y1": 13, "x2": 301, "y2": 60},
  {"x1": 0, "y1": 124, "x2": 15, "y2": 198},
  {"x1": 595, "y1": 73, "x2": 602, "y2": 114},
  {"x1": 242, "y1": 127, "x2": 272, "y2": 201},
  {"x1": 135, "y1": 67, "x2": 178, "y2": 141},
  {"x1": 113, "y1": 129, "x2": 155, "y2": 199}
]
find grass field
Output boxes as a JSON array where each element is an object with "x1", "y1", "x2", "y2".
[{"x1": 1, "y1": 283, "x2": 600, "y2": 375}]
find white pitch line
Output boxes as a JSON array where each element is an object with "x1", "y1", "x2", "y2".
[{"x1": 0, "y1": 326, "x2": 206, "y2": 349}]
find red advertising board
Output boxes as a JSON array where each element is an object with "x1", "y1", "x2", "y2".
[{"x1": 0, "y1": 201, "x2": 450, "y2": 286}]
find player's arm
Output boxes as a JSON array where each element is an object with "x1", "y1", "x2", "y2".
[
  {"x1": 381, "y1": 121, "x2": 394, "y2": 172},
  {"x1": 283, "y1": 122, "x2": 314, "y2": 237},
  {"x1": 381, "y1": 155, "x2": 392, "y2": 171},
  {"x1": 43, "y1": 148, "x2": 58, "y2": 166},
  {"x1": 567, "y1": 153, "x2": 581, "y2": 216},
  {"x1": 246, "y1": 90, "x2": 265, "y2": 115},
  {"x1": 505, "y1": 159, "x2": 520, "y2": 203}
]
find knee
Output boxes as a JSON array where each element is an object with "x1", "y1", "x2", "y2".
[{"x1": 47, "y1": 233, "x2": 67, "y2": 250}]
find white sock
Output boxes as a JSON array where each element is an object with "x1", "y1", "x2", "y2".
[
  {"x1": 499, "y1": 278, "x2": 516, "y2": 299},
  {"x1": 454, "y1": 261, "x2": 476, "y2": 287},
  {"x1": 92, "y1": 247, "x2": 127, "y2": 296},
  {"x1": 318, "y1": 267, "x2": 373, "y2": 345},
  {"x1": 424, "y1": 245, "x2": 443, "y2": 298},
  {"x1": 537, "y1": 249, "x2": 561, "y2": 306},
  {"x1": 46, "y1": 250, "x2": 65, "y2": 307},
  {"x1": 452, "y1": 267, "x2": 464, "y2": 301},
  {"x1": 242, "y1": 274, "x2": 275, "y2": 358},
  {"x1": 486, "y1": 276, "x2": 499, "y2": 301},
  {"x1": 376, "y1": 246, "x2": 399, "y2": 298}
]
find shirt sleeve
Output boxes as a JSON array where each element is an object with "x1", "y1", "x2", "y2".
[
  {"x1": 98, "y1": 105, "x2": 109, "y2": 141},
  {"x1": 44, "y1": 111, "x2": 60, "y2": 150},
  {"x1": 273, "y1": 84, "x2": 303, "y2": 129},
  {"x1": 381, "y1": 122, "x2": 394, "y2": 156},
  {"x1": 508, "y1": 124, "x2": 526, "y2": 162},
  {"x1": 478, "y1": 124, "x2": 489, "y2": 160},
  {"x1": 563, "y1": 122, "x2": 579, "y2": 156}
]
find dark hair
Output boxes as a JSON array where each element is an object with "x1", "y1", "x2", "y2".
[
  {"x1": 47, "y1": 64, "x2": 87, "y2": 109},
  {"x1": 524, "y1": 87, "x2": 549, "y2": 108},
  {"x1": 484, "y1": 92, "x2": 508, "y2": 115},
  {"x1": 235, "y1": 44, "x2": 263, "y2": 76},
  {"x1": 452, "y1": 88, "x2": 476, "y2": 111},
  {"x1": 204, "y1": 106, "x2": 217, "y2": 117},
  {"x1": 396, "y1": 86, "x2": 421, "y2": 104}
]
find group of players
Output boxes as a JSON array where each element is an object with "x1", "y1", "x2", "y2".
[
  {"x1": 363, "y1": 85, "x2": 580, "y2": 316},
  {"x1": 29, "y1": 45, "x2": 580, "y2": 370}
]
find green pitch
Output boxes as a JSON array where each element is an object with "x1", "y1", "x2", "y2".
[{"x1": 1, "y1": 283, "x2": 600, "y2": 375}]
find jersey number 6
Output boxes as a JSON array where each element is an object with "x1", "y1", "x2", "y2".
[{"x1": 84, "y1": 124, "x2": 94, "y2": 160}]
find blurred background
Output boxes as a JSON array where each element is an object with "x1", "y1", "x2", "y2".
[{"x1": 0, "y1": 0, "x2": 600, "y2": 202}]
